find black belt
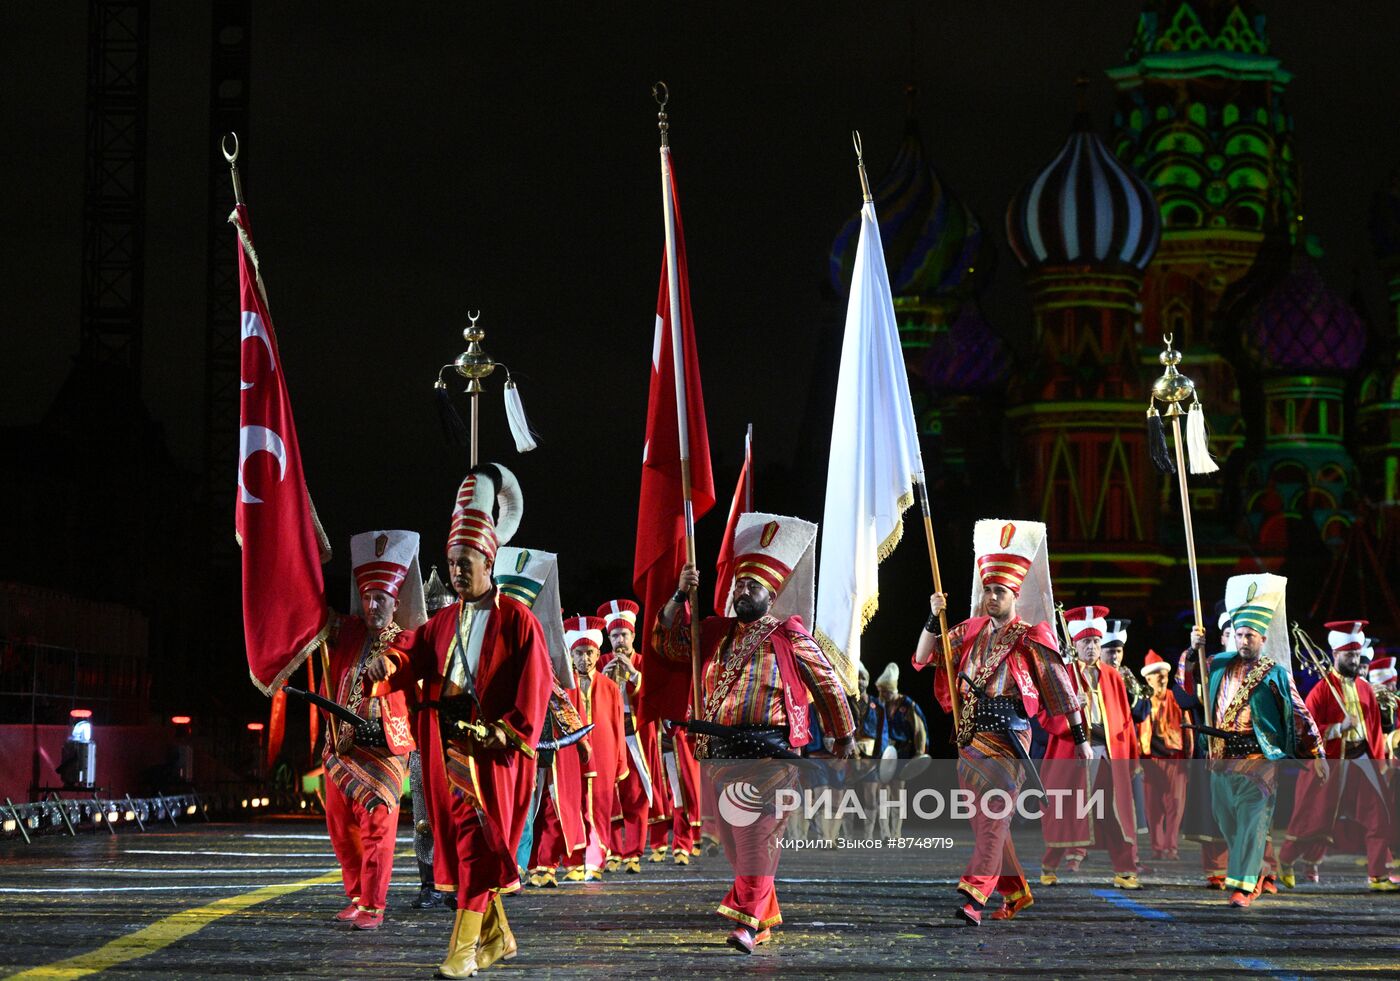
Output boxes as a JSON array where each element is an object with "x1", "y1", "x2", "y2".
[
  {"x1": 705, "y1": 724, "x2": 791, "y2": 761},
  {"x1": 1221, "y1": 730, "x2": 1261, "y2": 758},
  {"x1": 971, "y1": 695, "x2": 1029, "y2": 733}
]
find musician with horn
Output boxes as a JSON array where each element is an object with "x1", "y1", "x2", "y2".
[
  {"x1": 916, "y1": 519, "x2": 1089, "y2": 926},
  {"x1": 1279, "y1": 620, "x2": 1398, "y2": 892},
  {"x1": 562, "y1": 615, "x2": 629, "y2": 882},
  {"x1": 658, "y1": 513, "x2": 857, "y2": 954}
]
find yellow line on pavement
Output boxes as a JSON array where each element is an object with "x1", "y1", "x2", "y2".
[{"x1": 6, "y1": 871, "x2": 341, "y2": 980}]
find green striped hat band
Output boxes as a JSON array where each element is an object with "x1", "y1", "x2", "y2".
[
  {"x1": 496, "y1": 575, "x2": 542, "y2": 609},
  {"x1": 1231, "y1": 602, "x2": 1277, "y2": 635}
]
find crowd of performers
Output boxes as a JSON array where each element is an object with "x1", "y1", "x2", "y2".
[{"x1": 302, "y1": 464, "x2": 1398, "y2": 976}]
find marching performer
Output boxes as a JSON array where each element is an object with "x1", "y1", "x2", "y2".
[
  {"x1": 1137, "y1": 651, "x2": 1201, "y2": 861},
  {"x1": 320, "y1": 530, "x2": 424, "y2": 930},
  {"x1": 1204, "y1": 574, "x2": 1323, "y2": 909},
  {"x1": 658, "y1": 513, "x2": 856, "y2": 953},
  {"x1": 564, "y1": 615, "x2": 628, "y2": 881},
  {"x1": 1038, "y1": 606, "x2": 1141, "y2": 889},
  {"x1": 916, "y1": 519, "x2": 1090, "y2": 925},
  {"x1": 381, "y1": 465, "x2": 553, "y2": 978},
  {"x1": 527, "y1": 680, "x2": 591, "y2": 887},
  {"x1": 598, "y1": 599, "x2": 658, "y2": 873},
  {"x1": 410, "y1": 567, "x2": 459, "y2": 910},
  {"x1": 1280, "y1": 620, "x2": 1397, "y2": 891},
  {"x1": 1182, "y1": 612, "x2": 1234, "y2": 888}
]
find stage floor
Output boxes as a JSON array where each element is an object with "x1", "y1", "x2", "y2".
[{"x1": 0, "y1": 818, "x2": 1393, "y2": 978}]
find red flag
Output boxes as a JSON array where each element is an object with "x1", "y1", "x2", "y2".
[
  {"x1": 713, "y1": 435, "x2": 752, "y2": 616},
  {"x1": 234, "y1": 203, "x2": 330, "y2": 693},
  {"x1": 265, "y1": 687, "x2": 287, "y2": 769},
  {"x1": 632, "y1": 164, "x2": 715, "y2": 725}
]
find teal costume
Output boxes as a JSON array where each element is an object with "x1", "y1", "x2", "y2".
[{"x1": 1207, "y1": 653, "x2": 1307, "y2": 893}]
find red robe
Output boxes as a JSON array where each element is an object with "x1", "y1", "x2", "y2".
[
  {"x1": 603, "y1": 655, "x2": 658, "y2": 857},
  {"x1": 570, "y1": 672, "x2": 628, "y2": 847},
  {"x1": 1283, "y1": 672, "x2": 1391, "y2": 876},
  {"x1": 531, "y1": 687, "x2": 589, "y2": 868},
  {"x1": 1039, "y1": 661, "x2": 1139, "y2": 854},
  {"x1": 391, "y1": 592, "x2": 553, "y2": 911}
]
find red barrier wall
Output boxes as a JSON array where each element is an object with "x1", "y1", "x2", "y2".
[{"x1": 0, "y1": 724, "x2": 175, "y2": 802}]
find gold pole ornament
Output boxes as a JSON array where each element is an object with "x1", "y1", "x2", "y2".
[
  {"x1": 1147, "y1": 334, "x2": 1218, "y2": 725},
  {"x1": 434, "y1": 311, "x2": 537, "y2": 464}
]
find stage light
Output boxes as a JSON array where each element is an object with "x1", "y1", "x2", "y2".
[
  {"x1": 260, "y1": 797, "x2": 269, "y2": 807},
  {"x1": 2, "y1": 819, "x2": 14, "y2": 833},
  {"x1": 123, "y1": 809, "x2": 135, "y2": 821},
  {"x1": 299, "y1": 799, "x2": 307, "y2": 809},
  {"x1": 106, "y1": 809, "x2": 119, "y2": 822},
  {"x1": 171, "y1": 716, "x2": 191, "y2": 725},
  {"x1": 247, "y1": 722, "x2": 265, "y2": 732},
  {"x1": 186, "y1": 804, "x2": 197, "y2": 815},
  {"x1": 241, "y1": 799, "x2": 249, "y2": 808},
  {"x1": 69, "y1": 709, "x2": 93, "y2": 719},
  {"x1": 93, "y1": 811, "x2": 103, "y2": 823}
]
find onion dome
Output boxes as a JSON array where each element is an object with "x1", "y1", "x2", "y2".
[
  {"x1": 1247, "y1": 258, "x2": 1366, "y2": 372},
  {"x1": 1006, "y1": 106, "x2": 1161, "y2": 272},
  {"x1": 829, "y1": 118, "x2": 985, "y2": 300},
  {"x1": 920, "y1": 302, "x2": 1009, "y2": 397},
  {"x1": 1367, "y1": 162, "x2": 1400, "y2": 269}
]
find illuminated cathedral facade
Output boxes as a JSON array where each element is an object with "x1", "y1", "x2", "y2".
[{"x1": 829, "y1": 0, "x2": 1400, "y2": 644}]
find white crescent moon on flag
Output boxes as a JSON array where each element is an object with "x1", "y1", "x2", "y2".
[
  {"x1": 240, "y1": 311, "x2": 277, "y2": 390},
  {"x1": 239, "y1": 425, "x2": 288, "y2": 504}
]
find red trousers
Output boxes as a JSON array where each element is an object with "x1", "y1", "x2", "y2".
[
  {"x1": 614, "y1": 767, "x2": 650, "y2": 859},
  {"x1": 529, "y1": 792, "x2": 574, "y2": 870},
  {"x1": 1143, "y1": 759, "x2": 1187, "y2": 855},
  {"x1": 441, "y1": 786, "x2": 520, "y2": 913},
  {"x1": 325, "y1": 781, "x2": 400, "y2": 911},
  {"x1": 1281, "y1": 771, "x2": 1393, "y2": 878},
  {"x1": 959, "y1": 781, "x2": 1030, "y2": 908},
  {"x1": 715, "y1": 775, "x2": 785, "y2": 930}
]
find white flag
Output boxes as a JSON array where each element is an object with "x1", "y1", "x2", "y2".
[{"x1": 814, "y1": 201, "x2": 924, "y2": 693}]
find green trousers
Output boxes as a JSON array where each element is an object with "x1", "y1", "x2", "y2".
[{"x1": 1210, "y1": 770, "x2": 1274, "y2": 892}]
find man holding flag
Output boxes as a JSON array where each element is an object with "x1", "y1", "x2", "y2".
[{"x1": 632, "y1": 91, "x2": 717, "y2": 868}]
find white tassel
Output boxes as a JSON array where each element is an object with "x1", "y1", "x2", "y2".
[
  {"x1": 503, "y1": 380, "x2": 538, "y2": 453},
  {"x1": 1185, "y1": 402, "x2": 1219, "y2": 474}
]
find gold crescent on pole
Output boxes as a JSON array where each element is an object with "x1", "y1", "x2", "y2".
[
  {"x1": 222, "y1": 132, "x2": 240, "y2": 164},
  {"x1": 652, "y1": 80, "x2": 669, "y2": 108}
]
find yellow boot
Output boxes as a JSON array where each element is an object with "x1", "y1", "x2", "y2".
[
  {"x1": 436, "y1": 908, "x2": 483, "y2": 979},
  {"x1": 477, "y1": 895, "x2": 518, "y2": 969}
]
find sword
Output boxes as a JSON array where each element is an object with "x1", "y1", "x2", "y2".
[
  {"x1": 283, "y1": 685, "x2": 388, "y2": 748},
  {"x1": 537, "y1": 723, "x2": 594, "y2": 752}
]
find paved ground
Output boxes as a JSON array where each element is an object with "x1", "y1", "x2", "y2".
[{"x1": 1, "y1": 817, "x2": 1397, "y2": 979}]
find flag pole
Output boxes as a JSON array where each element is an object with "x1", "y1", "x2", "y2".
[
  {"x1": 655, "y1": 83, "x2": 703, "y2": 719},
  {"x1": 1148, "y1": 334, "x2": 1215, "y2": 726},
  {"x1": 852, "y1": 130, "x2": 961, "y2": 733},
  {"x1": 745, "y1": 424, "x2": 753, "y2": 511}
]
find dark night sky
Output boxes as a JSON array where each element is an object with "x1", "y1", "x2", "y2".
[{"x1": 6, "y1": 3, "x2": 1400, "y2": 689}]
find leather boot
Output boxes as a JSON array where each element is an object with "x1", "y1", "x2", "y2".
[
  {"x1": 477, "y1": 895, "x2": 518, "y2": 969},
  {"x1": 436, "y1": 908, "x2": 483, "y2": 979}
]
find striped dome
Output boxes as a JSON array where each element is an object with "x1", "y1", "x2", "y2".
[
  {"x1": 1007, "y1": 111, "x2": 1161, "y2": 272},
  {"x1": 830, "y1": 118, "x2": 985, "y2": 300}
]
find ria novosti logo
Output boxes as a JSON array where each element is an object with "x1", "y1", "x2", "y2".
[{"x1": 716, "y1": 781, "x2": 766, "y2": 828}]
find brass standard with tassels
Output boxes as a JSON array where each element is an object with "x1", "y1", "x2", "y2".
[
  {"x1": 1146, "y1": 334, "x2": 1219, "y2": 726},
  {"x1": 434, "y1": 311, "x2": 538, "y2": 466}
]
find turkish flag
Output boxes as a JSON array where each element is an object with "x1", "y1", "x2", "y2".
[
  {"x1": 713, "y1": 435, "x2": 751, "y2": 616},
  {"x1": 633, "y1": 161, "x2": 715, "y2": 725},
  {"x1": 234, "y1": 203, "x2": 330, "y2": 694}
]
